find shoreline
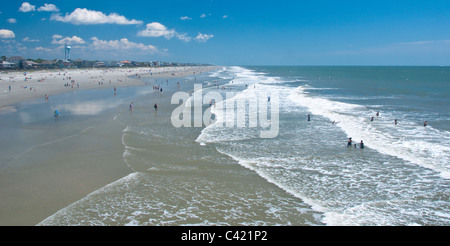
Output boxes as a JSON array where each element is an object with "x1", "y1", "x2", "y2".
[
  {"x1": 0, "y1": 66, "x2": 222, "y2": 225},
  {"x1": 0, "y1": 66, "x2": 220, "y2": 109}
]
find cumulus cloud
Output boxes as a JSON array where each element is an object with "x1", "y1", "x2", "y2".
[
  {"x1": 52, "y1": 34, "x2": 86, "y2": 45},
  {"x1": 90, "y1": 37, "x2": 158, "y2": 54},
  {"x1": 38, "y1": 3, "x2": 59, "y2": 12},
  {"x1": 137, "y1": 22, "x2": 194, "y2": 42},
  {"x1": 23, "y1": 37, "x2": 39, "y2": 42},
  {"x1": 35, "y1": 46, "x2": 53, "y2": 52},
  {"x1": 7, "y1": 18, "x2": 17, "y2": 24},
  {"x1": 195, "y1": 33, "x2": 214, "y2": 42},
  {"x1": 50, "y1": 8, "x2": 142, "y2": 25},
  {"x1": 180, "y1": 16, "x2": 192, "y2": 21},
  {"x1": 176, "y1": 33, "x2": 192, "y2": 42},
  {"x1": 18, "y1": 2, "x2": 36, "y2": 12},
  {"x1": 0, "y1": 29, "x2": 15, "y2": 39},
  {"x1": 137, "y1": 22, "x2": 176, "y2": 39}
]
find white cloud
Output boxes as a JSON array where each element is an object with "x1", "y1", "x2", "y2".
[
  {"x1": 38, "y1": 3, "x2": 59, "y2": 12},
  {"x1": 52, "y1": 34, "x2": 86, "y2": 45},
  {"x1": 222, "y1": 15, "x2": 228, "y2": 19},
  {"x1": 23, "y1": 37, "x2": 39, "y2": 42},
  {"x1": 176, "y1": 33, "x2": 192, "y2": 42},
  {"x1": 137, "y1": 22, "x2": 176, "y2": 39},
  {"x1": 90, "y1": 37, "x2": 158, "y2": 54},
  {"x1": 18, "y1": 2, "x2": 36, "y2": 12},
  {"x1": 35, "y1": 46, "x2": 52, "y2": 52},
  {"x1": 180, "y1": 16, "x2": 192, "y2": 20},
  {"x1": 50, "y1": 8, "x2": 142, "y2": 25},
  {"x1": 195, "y1": 33, "x2": 214, "y2": 42},
  {"x1": 137, "y1": 22, "x2": 193, "y2": 42},
  {"x1": 0, "y1": 29, "x2": 15, "y2": 39},
  {"x1": 200, "y1": 14, "x2": 206, "y2": 18},
  {"x1": 7, "y1": 18, "x2": 17, "y2": 24}
]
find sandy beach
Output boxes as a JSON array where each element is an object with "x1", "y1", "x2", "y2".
[
  {"x1": 0, "y1": 65, "x2": 226, "y2": 225},
  {"x1": 0, "y1": 66, "x2": 218, "y2": 110}
]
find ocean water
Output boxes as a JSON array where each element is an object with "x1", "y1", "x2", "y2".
[
  {"x1": 198, "y1": 66, "x2": 450, "y2": 225},
  {"x1": 34, "y1": 66, "x2": 449, "y2": 226}
]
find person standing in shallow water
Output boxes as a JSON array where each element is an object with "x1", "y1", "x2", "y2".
[
  {"x1": 360, "y1": 140, "x2": 364, "y2": 149},
  {"x1": 347, "y1": 137, "x2": 352, "y2": 147},
  {"x1": 307, "y1": 114, "x2": 310, "y2": 121}
]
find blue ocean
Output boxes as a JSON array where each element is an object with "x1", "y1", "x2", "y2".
[
  {"x1": 38, "y1": 66, "x2": 450, "y2": 226},
  {"x1": 198, "y1": 66, "x2": 450, "y2": 225}
]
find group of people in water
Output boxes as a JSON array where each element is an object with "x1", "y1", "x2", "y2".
[
  {"x1": 347, "y1": 138, "x2": 364, "y2": 149},
  {"x1": 307, "y1": 113, "x2": 365, "y2": 149},
  {"x1": 305, "y1": 110, "x2": 429, "y2": 149},
  {"x1": 129, "y1": 101, "x2": 158, "y2": 111}
]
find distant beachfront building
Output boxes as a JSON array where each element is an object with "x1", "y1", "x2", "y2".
[
  {"x1": 39, "y1": 60, "x2": 57, "y2": 69},
  {"x1": 104, "y1": 60, "x2": 121, "y2": 67},
  {"x1": 5, "y1": 56, "x2": 26, "y2": 68},
  {"x1": 1, "y1": 61, "x2": 15, "y2": 68},
  {"x1": 120, "y1": 60, "x2": 133, "y2": 67},
  {"x1": 26, "y1": 60, "x2": 40, "y2": 68}
]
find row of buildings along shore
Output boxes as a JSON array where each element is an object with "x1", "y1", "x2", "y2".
[{"x1": 1, "y1": 56, "x2": 210, "y2": 70}]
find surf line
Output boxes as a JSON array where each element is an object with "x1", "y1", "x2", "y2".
[{"x1": 171, "y1": 84, "x2": 279, "y2": 138}]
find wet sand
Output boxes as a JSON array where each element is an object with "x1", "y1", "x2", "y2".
[{"x1": 0, "y1": 66, "x2": 219, "y2": 225}]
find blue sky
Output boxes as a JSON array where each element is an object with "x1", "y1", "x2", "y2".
[{"x1": 1, "y1": 0, "x2": 450, "y2": 65}]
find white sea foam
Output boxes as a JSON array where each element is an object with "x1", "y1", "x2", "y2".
[
  {"x1": 198, "y1": 66, "x2": 450, "y2": 226},
  {"x1": 288, "y1": 85, "x2": 450, "y2": 179}
]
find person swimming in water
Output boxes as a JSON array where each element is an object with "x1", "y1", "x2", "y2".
[{"x1": 394, "y1": 119, "x2": 398, "y2": 125}]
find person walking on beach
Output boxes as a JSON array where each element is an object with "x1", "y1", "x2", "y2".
[
  {"x1": 9, "y1": 85, "x2": 11, "y2": 92},
  {"x1": 130, "y1": 102, "x2": 133, "y2": 111},
  {"x1": 154, "y1": 103, "x2": 158, "y2": 111}
]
